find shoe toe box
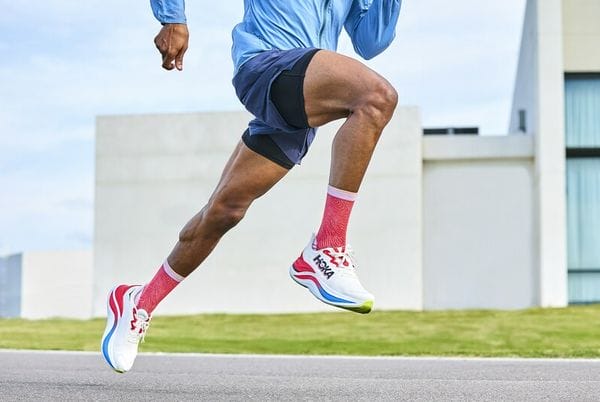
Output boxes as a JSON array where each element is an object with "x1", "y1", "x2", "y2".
[{"x1": 112, "y1": 351, "x2": 136, "y2": 373}]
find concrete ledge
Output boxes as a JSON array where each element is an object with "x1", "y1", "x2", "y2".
[{"x1": 423, "y1": 135, "x2": 534, "y2": 161}]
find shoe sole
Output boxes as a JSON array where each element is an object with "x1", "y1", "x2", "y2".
[
  {"x1": 289, "y1": 265, "x2": 373, "y2": 314},
  {"x1": 100, "y1": 286, "x2": 127, "y2": 373}
]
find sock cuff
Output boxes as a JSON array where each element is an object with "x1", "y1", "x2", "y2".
[
  {"x1": 327, "y1": 185, "x2": 358, "y2": 202},
  {"x1": 162, "y1": 260, "x2": 185, "y2": 282}
]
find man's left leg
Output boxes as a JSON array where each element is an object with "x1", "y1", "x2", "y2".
[{"x1": 101, "y1": 140, "x2": 289, "y2": 373}]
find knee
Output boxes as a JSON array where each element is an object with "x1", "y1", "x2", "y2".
[
  {"x1": 179, "y1": 199, "x2": 248, "y2": 242},
  {"x1": 355, "y1": 80, "x2": 398, "y2": 128},
  {"x1": 204, "y1": 199, "x2": 248, "y2": 234}
]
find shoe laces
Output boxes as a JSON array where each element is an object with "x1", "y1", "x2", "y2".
[
  {"x1": 128, "y1": 308, "x2": 151, "y2": 344},
  {"x1": 324, "y1": 246, "x2": 358, "y2": 273}
]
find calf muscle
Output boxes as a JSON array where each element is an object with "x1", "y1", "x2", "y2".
[{"x1": 166, "y1": 141, "x2": 289, "y2": 277}]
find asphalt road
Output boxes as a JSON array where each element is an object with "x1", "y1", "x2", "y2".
[{"x1": 1, "y1": 350, "x2": 600, "y2": 401}]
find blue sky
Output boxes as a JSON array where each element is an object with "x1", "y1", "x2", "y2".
[{"x1": 0, "y1": 0, "x2": 526, "y2": 255}]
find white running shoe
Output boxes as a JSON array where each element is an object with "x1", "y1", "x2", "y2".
[
  {"x1": 101, "y1": 284, "x2": 150, "y2": 373},
  {"x1": 290, "y1": 236, "x2": 374, "y2": 314}
]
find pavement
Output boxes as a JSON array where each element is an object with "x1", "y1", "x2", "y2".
[{"x1": 1, "y1": 350, "x2": 600, "y2": 401}]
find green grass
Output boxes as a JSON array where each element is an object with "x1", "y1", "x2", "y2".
[{"x1": 1, "y1": 306, "x2": 600, "y2": 357}]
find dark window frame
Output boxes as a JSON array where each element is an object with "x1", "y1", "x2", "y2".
[{"x1": 566, "y1": 148, "x2": 600, "y2": 158}]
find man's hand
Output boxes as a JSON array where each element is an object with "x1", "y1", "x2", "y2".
[{"x1": 154, "y1": 23, "x2": 189, "y2": 71}]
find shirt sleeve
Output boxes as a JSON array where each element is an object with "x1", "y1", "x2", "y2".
[
  {"x1": 150, "y1": 0, "x2": 187, "y2": 24},
  {"x1": 344, "y1": 0, "x2": 402, "y2": 60}
]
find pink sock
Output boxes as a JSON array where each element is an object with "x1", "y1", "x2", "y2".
[
  {"x1": 315, "y1": 185, "x2": 357, "y2": 249},
  {"x1": 137, "y1": 260, "x2": 184, "y2": 314}
]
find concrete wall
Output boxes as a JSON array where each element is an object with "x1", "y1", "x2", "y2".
[
  {"x1": 20, "y1": 251, "x2": 93, "y2": 319},
  {"x1": 534, "y1": 0, "x2": 568, "y2": 307},
  {"x1": 0, "y1": 254, "x2": 22, "y2": 318},
  {"x1": 94, "y1": 109, "x2": 423, "y2": 316},
  {"x1": 562, "y1": 0, "x2": 600, "y2": 72},
  {"x1": 509, "y1": 0, "x2": 568, "y2": 307},
  {"x1": 509, "y1": 0, "x2": 538, "y2": 135},
  {"x1": 423, "y1": 136, "x2": 537, "y2": 309},
  {"x1": 0, "y1": 251, "x2": 92, "y2": 319}
]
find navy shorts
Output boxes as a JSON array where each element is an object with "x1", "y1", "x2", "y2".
[{"x1": 232, "y1": 48, "x2": 320, "y2": 168}]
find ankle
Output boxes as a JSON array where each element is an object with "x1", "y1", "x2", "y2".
[
  {"x1": 315, "y1": 186, "x2": 356, "y2": 249},
  {"x1": 137, "y1": 260, "x2": 184, "y2": 314}
]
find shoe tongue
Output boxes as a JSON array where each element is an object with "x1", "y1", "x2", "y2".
[{"x1": 136, "y1": 309, "x2": 150, "y2": 321}]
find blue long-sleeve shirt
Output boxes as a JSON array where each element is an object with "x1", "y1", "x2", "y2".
[{"x1": 150, "y1": 0, "x2": 402, "y2": 73}]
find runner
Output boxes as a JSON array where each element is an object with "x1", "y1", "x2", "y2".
[{"x1": 101, "y1": 0, "x2": 402, "y2": 373}]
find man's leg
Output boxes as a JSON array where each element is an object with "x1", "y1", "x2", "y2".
[
  {"x1": 101, "y1": 140, "x2": 289, "y2": 373},
  {"x1": 304, "y1": 50, "x2": 398, "y2": 192},
  {"x1": 289, "y1": 50, "x2": 397, "y2": 313},
  {"x1": 169, "y1": 140, "x2": 288, "y2": 274},
  {"x1": 137, "y1": 140, "x2": 290, "y2": 311}
]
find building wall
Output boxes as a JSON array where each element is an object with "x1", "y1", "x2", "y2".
[
  {"x1": 20, "y1": 251, "x2": 93, "y2": 319},
  {"x1": 562, "y1": 0, "x2": 600, "y2": 304},
  {"x1": 423, "y1": 136, "x2": 537, "y2": 309},
  {"x1": 534, "y1": 0, "x2": 568, "y2": 307},
  {"x1": 0, "y1": 254, "x2": 22, "y2": 318},
  {"x1": 0, "y1": 251, "x2": 92, "y2": 319},
  {"x1": 562, "y1": 0, "x2": 600, "y2": 72},
  {"x1": 94, "y1": 109, "x2": 423, "y2": 316},
  {"x1": 509, "y1": 0, "x2": 568, "y2": 307},
  {"x1": 509, "y1": 0, "x2": 538, "y2": 135}
]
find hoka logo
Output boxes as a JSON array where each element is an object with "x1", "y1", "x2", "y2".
[{"x1": 313, "y1": 255, "x2": 334, "y2": 279}]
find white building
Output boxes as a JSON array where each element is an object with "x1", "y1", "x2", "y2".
[
  {"x1": 2, "y1": 0, "x2": 598, "y2": 318},
  {"x1": 92, "y1": 101, "x2": 542, "y2": 315},
  {"x1": 509, "y1": 0, "x2": 600, "y2": 304},
  {"x1": 0, "y1": 251, "x2": 92, "y2": 319}
]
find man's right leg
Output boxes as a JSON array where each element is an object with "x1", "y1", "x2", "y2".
[
  {"x1": 136, "y1": 139, "x2": 290, "y2": 313},
  {"x1": 101, "y1": 140, "x2": 289, "y2": 373},
  {"x1": 289, "y1": 50, "x2": 398, "y2": 314},
  {"x1": 165, "y1": 140, "x2": 289, "y2": 276}
]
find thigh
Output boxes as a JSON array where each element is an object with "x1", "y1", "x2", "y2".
[{"x1": 303, "y1": 50, "x2": 390, "y2": 128}]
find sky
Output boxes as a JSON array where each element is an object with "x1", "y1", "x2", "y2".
[{"x1": 0, "y1": 0, "x2": 526, "y2": 255}]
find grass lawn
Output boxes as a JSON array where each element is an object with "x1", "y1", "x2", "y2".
[{"x1": 1, "y1": 306, "x2": 600, "y2": 357}]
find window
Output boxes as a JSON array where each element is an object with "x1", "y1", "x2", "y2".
[{"x1": 565, "y1": 74, "x2": 600, "y2": 303}]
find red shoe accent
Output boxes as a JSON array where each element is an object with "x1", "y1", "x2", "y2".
[
  {"x1": 130, "y1": 308, "x2": 138, "y2": 331},
  {"x1": 323, "y1": 248, "x2": 350, "y2": 267},
  {"x1": 109, "y1": 290, "x2": 119, "y2": 319},
  {"x1": 292, "y1": 256, "x2": 315, "y2": 273},
  {"x1": 294, "y1": 274, "x2": 321, "y2": 287},
  {"x1": 323, "y1": 249, "x2": 338, "y2": 267},
  {"x1": 113, "y1": 285, "x2": 135, "y2": 318}
]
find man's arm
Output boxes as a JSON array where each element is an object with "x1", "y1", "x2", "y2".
[
  {"x1": 150, "y1": 0, "x2": 189, "y2": 71},
  {"x1": 344, "y1": 0, "x2": 402, "y2": 60}
]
